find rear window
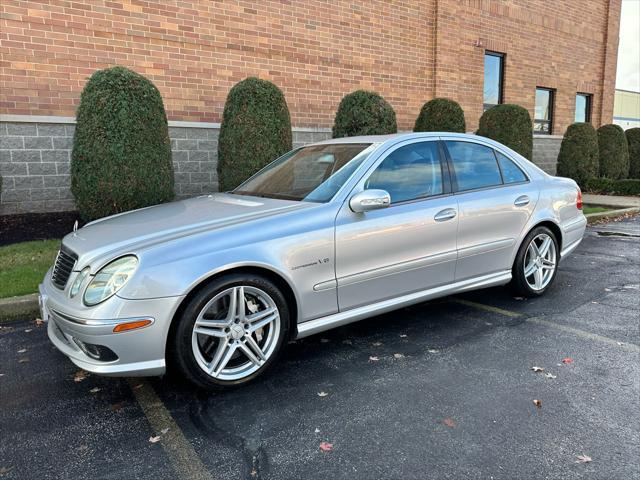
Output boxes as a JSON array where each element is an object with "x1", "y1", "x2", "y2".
[
  {"x1": 496, "y1": 151, "x2": 528, "y2": 184},
  {"x1": 445, "y1": 141, "x2": 502, "y2": 191}
]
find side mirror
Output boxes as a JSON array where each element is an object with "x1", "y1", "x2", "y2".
[{"x1": 349, "y1": 189, "x2": 391, "y2": 213}]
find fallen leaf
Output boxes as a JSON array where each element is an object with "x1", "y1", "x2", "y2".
[
  {"x1": 110, "y1": 401, "x2": 127, "y2": 411},
  {"x1": 371, "y1": 341, "x2": 383, "y2": 347},
  {"x1": 442, "y1": 417, "x2": 456, "y2": 428},
  {"x1": 562, "y1": 357, "x2": 573, "y2": 364},
  {"x1": 513, "y1": 296, "x2": 525, "y2": 301},
  {"x1": 393, "y1": 353, "x2": 405, "y2": 359},
  {"x1": 0, "y1": 374, "x2": 4, "y2": 377},
  {"x1": 250, "y1": 467, "x2": 258, "y2": 477},
  {"x1": 0, "y1": 466, "x2": 15, "y2": 475},
  {"x1": 531, "y1": 366, "x2": 544, "y2": 372},
  {"x1": 342, "y1": 339, "x2": 353, "y2": 345},
  {"x1": 149, "y1": 436, "x2": 161, "y2": 443},
  {"x1": 74, "y1": 370, "x2": 88, "y2": 382},
  {"x1": 314, "y1": 428, "x2": 320, "y2": 433},
  {"x1": 427, "y1": 349, "x2": 439, "y2": 354},
  {"x1": 575, "y1": 454, "x2": 592, "y2": 463},
  {"x1": 617, "y1": 342, "x2": 624, "y2": 346},
  {"x1": 24, "y1": 329, "x2": 33, "y2": 333},
  {"x1": 317, "y1": 391, "x2": 328, "y2": 397},
  {"x1": 132, "y1": 383, "x2": 143, "y2": 390},
  {"x1": 399, "y1": 334, "x2": 407, "y2": 338},
  {"x1": 160, "y1": 428, "x2": 170, "y2": 435},
  {"x1": 35, "y1": 318, "x2": 44, "y2": 327},
  {"x1": 368, "y1": 356, "x2": 379, "y2": 362},
  {"x1": 17, "y1": 348, "x2": 27, "y2": 354},
  {"x1": 533, "y1": 399, "x2": 542, "y2": 408},
  {"x1": 89, "y1": 387, "x2": 101, "y2": 393},
  {"x1": 544, "y1": 373, "x2": 557, "y2": 379},
  {"x1": 604, "y1": 288, "x2": 612, "y2": 292},
  {"x1": 319, "y1": 441, "x2": 333, "y2": 452},
  {"x1": 320, "y1": 338, "x2": 330, "y2": 343},
  {"x1": 18, "y1": 358, "x2": 30, "y2": 363}
]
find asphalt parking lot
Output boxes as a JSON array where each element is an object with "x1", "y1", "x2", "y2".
[{"x1": 1, "y1": 217, "x2": 638, "y2": 480}]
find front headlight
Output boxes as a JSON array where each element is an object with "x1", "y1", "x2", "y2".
[
  {"x1": 83, "y1": 256, "x2": 138, "y2": 306},
  {"x1": 70, "y1": 267, "x2": 90, "y2": 298}
]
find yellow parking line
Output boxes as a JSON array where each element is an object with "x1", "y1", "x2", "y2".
[
  {"x1": 452, "y1": 298, "x2": 640, "y2": 352},
  {"x1": 128, "y1": 379, "x2": 214, "y2": 480},
  {"x1": 452, "y1": 298, "x2": 522, "y2": 318}
]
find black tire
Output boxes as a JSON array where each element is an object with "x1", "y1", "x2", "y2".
[
  {"x1": 510, "y1": 226, "x2": 559, "y2": 298},
  {"x1": 169, "y1": 273, "x2": 290, "y2": 391}
]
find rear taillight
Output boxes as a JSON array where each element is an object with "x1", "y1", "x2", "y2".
[{"x1": 576, "y1": 188, "x2": 583, "y2": 210}]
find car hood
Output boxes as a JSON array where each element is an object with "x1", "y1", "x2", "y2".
[{"x1": 62, "y1": 193, "x2": 313, "y2": 265}]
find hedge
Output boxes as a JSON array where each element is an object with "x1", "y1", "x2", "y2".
[
  {"x1": 597, "y1": 124, "x2": 629, "y2": 179},
  {"x1": 584, "y1": 178, "x2": 640, "y2": 196},
  {"x1": 71, "y1": 66, "x2": 174, "y2": 221},
  {"x1": 217, "y1": 77, "x2": 292, "y2": 191},
  {"x1": 413, "y1": 98, "x2": 465, "y2": 133},
  {"x1": 476, "y1": 104, "x2": 533, "y2": 159},
  {"x1": 556, "y1": 122, "x2": 599, "y2": 187},
  {"x1": 332, "y1": 90, "x2": 397, "y2": 138},
  {"x1": 626, "y1": 127, "x2": 640, "y2": 179}
]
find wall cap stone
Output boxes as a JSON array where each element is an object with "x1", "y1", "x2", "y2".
[{"x1": 1, "y1": 115, "x2": 333, "y2": 133}]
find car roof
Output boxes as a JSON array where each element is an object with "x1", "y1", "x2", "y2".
[{"x1": 310, "y1": 132, "x2": 478, "y2": 146}]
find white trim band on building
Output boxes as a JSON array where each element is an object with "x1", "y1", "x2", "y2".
[{"x1": 0, "y1": 114, "x2": 333, "y2": 133}]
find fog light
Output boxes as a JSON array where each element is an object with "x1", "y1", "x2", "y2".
[
  {"x1": 113, "y1": 318, "x2": 153, "y2": 333},
  {"x1": 72, "y1": 338, "x2": 118, "y2": 361}
]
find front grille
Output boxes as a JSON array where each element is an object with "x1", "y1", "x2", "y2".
[{"x1": 51, "y1": 246, "x2": 78, "y2": 289}]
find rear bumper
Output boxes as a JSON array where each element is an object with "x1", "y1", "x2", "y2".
[
  {"x1": 40, "y1": 282, "x2": 183, "y2": 377},
  {"x1": 560, "y1": 214, "x2": 587, "y2": 261}
]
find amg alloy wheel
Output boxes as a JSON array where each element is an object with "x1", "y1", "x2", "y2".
[
  {"x1": 511, "y1": 226, "x2": 559, "y2": 297},
  {"x1": 171, "y1": 274, "x2": 289, "y2": 390}
]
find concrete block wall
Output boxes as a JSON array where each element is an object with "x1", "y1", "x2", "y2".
[
  {"x1": 532, "y1": 136, "x2": 563, "y2": 175},
  {"x1": 1, "y1": 119, "x2": 561, "y2": 215},
  {"x1": 0, "y1": 119, "x2": 332, "y2": 215}
]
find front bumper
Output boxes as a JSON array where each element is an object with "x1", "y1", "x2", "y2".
[{"x1": 40, "y1": 280, "x2": 184, "y2": 377}]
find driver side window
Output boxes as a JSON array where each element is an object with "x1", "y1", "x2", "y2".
[{"x1": 365, "y1": 141, "x2": 444, "y2": 204}]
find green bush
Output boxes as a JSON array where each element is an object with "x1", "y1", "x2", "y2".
[
  {"x1": 71, "y1": 66, "x2": 174, "y2": 221},
  {"x1": 626, "y1": 127, "x2": 640, "y2": 179},
  {"x1": 597, "y1": 124, "x2": 629, "y2": 179},
  {"x1": 585, "y1": 177, "x2": 640, "y2": 196},
  {"x1": 332, "y1": 90, "x2": 397, "y2": 138},
  {"x1": 413, "y1": 98, "x2": 465, "y2": 133},
  {"x1": 218, "y1": 77, "x2": 292, "y2": 191},
  {"x1": 556, "y1": 122, "x2": 599, "y2": 187},
  {"x1": 476, "y1": 104, "x2": 533, "y2": 159}
]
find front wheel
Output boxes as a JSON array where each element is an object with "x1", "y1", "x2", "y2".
[
  {"x1": 511, "y1": 226, "x2": 559, "y2": 297},
  {"x1": 170, "y1": 273, "x2": 290, "y2": 390}
]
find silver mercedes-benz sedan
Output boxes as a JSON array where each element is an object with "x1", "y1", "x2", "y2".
[{"x1": 40, "y1": 132, "x2": 586, "y2": 389}]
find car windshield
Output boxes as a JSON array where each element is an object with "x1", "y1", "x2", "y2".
[{"x1": 232, "y1": 143, "x2": 374, "y2": 202}]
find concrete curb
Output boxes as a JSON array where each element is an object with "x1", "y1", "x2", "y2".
[
  {"x1": 0, "y1": 293, "x2": 40, "y2": 323},
  {"x1": 585, "y1": 207, "x2": 640, "y2": 224}
]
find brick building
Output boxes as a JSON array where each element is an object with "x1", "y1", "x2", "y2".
[{"x1": 0, "y1": 0, "x2": 621, "y2": 214}]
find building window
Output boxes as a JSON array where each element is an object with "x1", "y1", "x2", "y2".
[
  {"x1": 534, "y1": 87, "x2": 554, "y2": 134},
  {"x1": 483, "y1": 52, "x2": 504, "y2": 111},
  {"x1": 575, "y1": 93, "x2": 592, "y2": 123}
]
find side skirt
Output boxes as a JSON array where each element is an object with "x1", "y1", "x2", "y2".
[{"x1": 295, "y1": 270, "x2": 512, "y2": 339}]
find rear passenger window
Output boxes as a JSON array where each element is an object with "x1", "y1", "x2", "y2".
[
  {"x1": 365, "y1": 141, "x2": 443, "y2": 203},
  {"x1": 445, "y1": 141, "x2": 502, "y2": 191},
  {"x1": 496, "y1": 151, "x2": 528, "y2": 184}
]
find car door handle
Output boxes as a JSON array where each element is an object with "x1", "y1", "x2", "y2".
[
  {"x1": 514, "y1": 195, "x2": 530, "y2": 207},
  {"x1": 434, "y1": 208, "x2": 457, "y2": 222}
]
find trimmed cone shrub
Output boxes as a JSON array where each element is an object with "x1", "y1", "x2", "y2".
[
  {"x1": 71, "y1": 66, "x2": 174, "y2": 221},
  {"x1": 332, "y1": 90, "x2": 397, "y2": 138},
  {"x1": 626, "y1": 127, "x2": 640, "y2": 179},
  {"x1": 218, "y1": 77, "x2": 292, "y2": 191},
  {"x1": 597, "y1": 124, "x2": 629, "y2": 179},
  {"x1": 476, "y1": 104, "x2": 533, "y2": 159},
  {"x1": 414, "y1": 98, "x2": 465, "y2": 133},
  {"x1": 556, "y1": 122, "x2": 599, "y2": 187}
]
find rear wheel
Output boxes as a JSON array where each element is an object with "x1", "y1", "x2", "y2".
[
  {"x1": 170, "y1": 273, "x2": 290, "y2": 390},
  {"x1": 511, "y1": 226, "x2": 559, "y2": 297}
]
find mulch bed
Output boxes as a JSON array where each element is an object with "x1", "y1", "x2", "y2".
[{"x1": 0, "y1": 211, "x2": 83, "y2": 246}]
